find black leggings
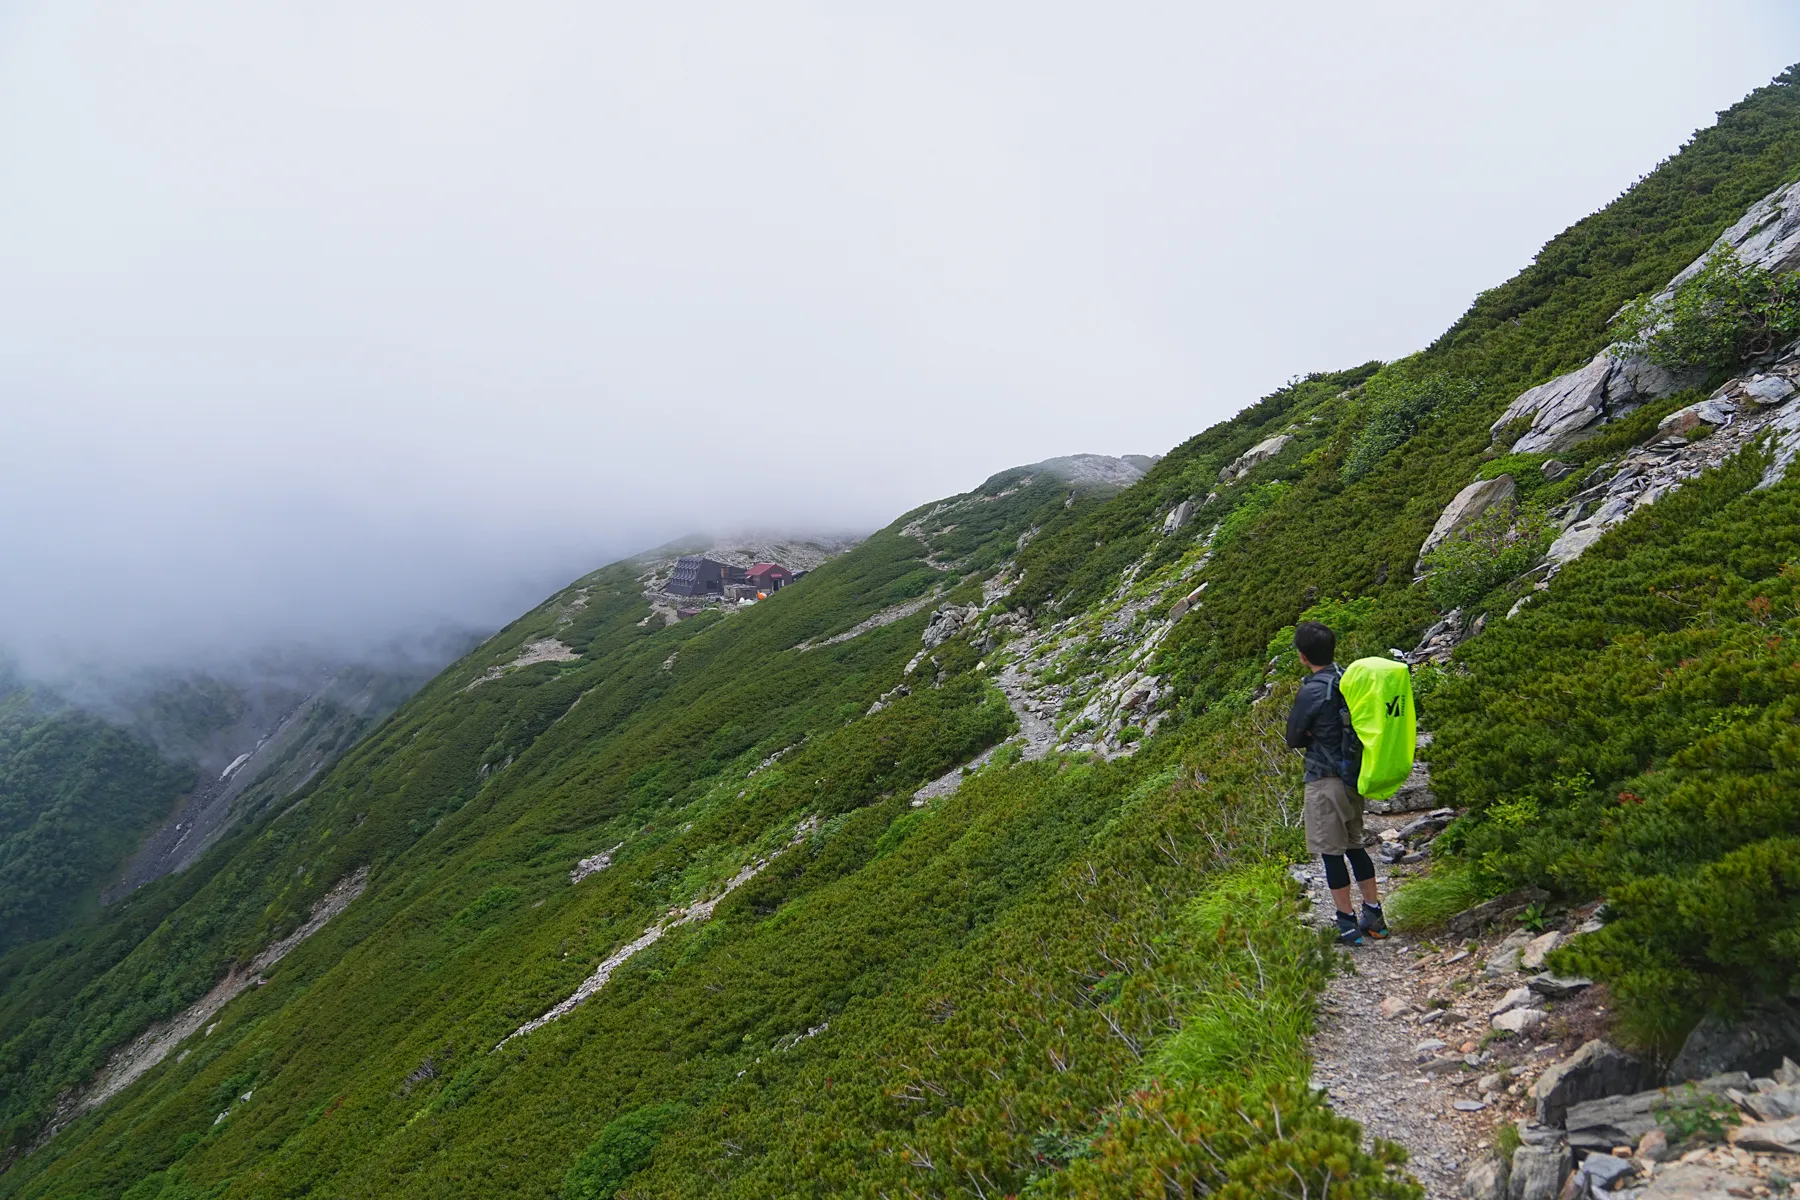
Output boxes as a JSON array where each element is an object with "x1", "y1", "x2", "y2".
[{"x1": 1322, "y1": 848, "x2": 1374, "y2": 890}]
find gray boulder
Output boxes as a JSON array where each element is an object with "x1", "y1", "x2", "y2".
[
  {"x1": 1418, "y1": 476, "x2": 1518, "y2": 567},
  {"x1": 1161, "y1": 499, "x2": 1194, "y2": 535},
  {"x1": 1532, "y1": 1040, "x2": 1654, "y2": 1128},
  {"x1": 1508, "y1": 1143, "x2": 1570, "y2": 1200},
  {"x1": 1668, "y1": 1001, "x2": 1800, "y2": 1083},
  {"x1": 1741, "y1": 373, "x2": 1797, "y2": 405},
  {"x1": 1571, "y1": 1152, "x2": 1636, "y2": 1195}
]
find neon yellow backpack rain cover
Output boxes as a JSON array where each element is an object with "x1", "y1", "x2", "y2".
[{"x1": 1338, "y1": 657, "x2": 1415, "y2": 800}]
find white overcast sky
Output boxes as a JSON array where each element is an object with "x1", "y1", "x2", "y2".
[{"x1": 4, "y1": 2, "x2": 1799, "y2": 673}]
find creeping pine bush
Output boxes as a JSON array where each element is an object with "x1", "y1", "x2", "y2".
[
  {"x1": 1425, "y1": 450, "x2": 1800, "y2": 1048},
  {"x1": 1420, "y1": 503, "x2": 1553, "y2": 612},
  {"x1": 1611, "y1": 247, "x2": 1800, "y2": 371},
  {"x1": 1341, "y1": 366, "x2": 1480, "y2": 482}
]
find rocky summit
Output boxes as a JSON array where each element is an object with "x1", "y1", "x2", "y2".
[{"x1": 9, "y1": 62, "x2": 1800, "y2": 1200}]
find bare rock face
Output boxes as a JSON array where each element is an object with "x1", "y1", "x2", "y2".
[
  {"x1": 1669, "y1": 1000, "x2": 1800, "y2": 1083},
  {"x1": 1418, "y1": 475, "x2": 1518, "y2": 567},
  {"x1": 1218, "y1": 434, "x2": 1292, "y2": 483}
]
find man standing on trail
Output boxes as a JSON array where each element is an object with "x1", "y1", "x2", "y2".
[{"x1": 1285, "y1": 620, "x2": 1387, "y2": 946}]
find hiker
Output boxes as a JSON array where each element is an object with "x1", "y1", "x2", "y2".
[{"x1": 1285, "y1": 620, "x2": 1387, "y2": 945}]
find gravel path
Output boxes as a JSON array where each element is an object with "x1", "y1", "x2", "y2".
[{"x1": 1299, "y1": 837, "x2": 1478, "y2": 1200}]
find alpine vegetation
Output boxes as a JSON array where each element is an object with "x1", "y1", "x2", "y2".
[{"x1": 9, "y1": 63, "x2": 1800, "y2": 1200}]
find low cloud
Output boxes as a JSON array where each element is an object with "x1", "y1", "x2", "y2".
[{"x1": 3, "y1": 1, "x2": 1796, "y2": 675}]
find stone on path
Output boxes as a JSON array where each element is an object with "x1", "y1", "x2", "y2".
[
  {"x1": 1492, "y1": 1007, "x2": 1546, "y2": 1034},
  {"x1": 1519, "y1": 930, "x2": 1562, "y2": 971}
]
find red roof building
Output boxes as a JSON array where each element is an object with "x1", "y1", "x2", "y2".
[{"x1": 744, "y1": 563, "x2": 793, "y2": 592}]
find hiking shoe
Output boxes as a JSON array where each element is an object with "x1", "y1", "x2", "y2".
[
  {"x1": 1334, "y1": 910, "x2": 1364, "y2": 946},
  {"x1": 1360, "y1": 904, "x2": 1390, "y2": 940}
]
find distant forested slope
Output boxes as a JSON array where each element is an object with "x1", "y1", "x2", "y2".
[{"x1": 0, "y1": 684, "x2": 191, "y2": 955}]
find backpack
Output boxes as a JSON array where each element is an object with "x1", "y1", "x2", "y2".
[{"x1": 1336, "y1": 657, "x2": 1416, "y2": 801}]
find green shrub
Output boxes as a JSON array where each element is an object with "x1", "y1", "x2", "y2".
[
  {"x1": 563, "y1": 1103, "x2": 688, "y2": 1200},
  {"x1": 1342, "y1": 366, "x2": 1480, "y2": 482},
  {"x1": 1421, "y1": 503, "x2": 1552, "y2": 612},
  {"x1": 1611, "y1": 247, "x2": 1800, "y2": 371}
]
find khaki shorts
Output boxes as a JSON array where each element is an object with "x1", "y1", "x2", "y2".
[{"x1": 1304, "y1": 775, "x2": 1366, "y2": 856}]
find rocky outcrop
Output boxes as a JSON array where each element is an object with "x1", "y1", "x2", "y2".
[
  {"x1": 1418, "y1": 476, "x2": 1518, "y2": 567},
  {"x1": 1491, "y1": 353, "x2": 1692, "y2": 455},
  {"x1": 1218, "y1": 434, "x2": 1292, "y2": 483},
  {"x1": 1545, "y1": 364, "x2": 1800, "y2": 568},
  {"x1": 921, "y1": 604, "x2": 979, "y2": 650},
  {"x1": 1493, "y1": 177, "x2": 1800, "y2": 461},
  {"x1": 1410, "y1": 607, "x2": 1482, "y2": 665}
]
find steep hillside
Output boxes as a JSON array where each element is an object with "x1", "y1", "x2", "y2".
[{"x1": 7, "y1": 67, "x2": 1800, "y2": 1200}]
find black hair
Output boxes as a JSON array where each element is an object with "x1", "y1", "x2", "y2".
[{"x1": 1294, "y1": 620, "x2": 1336, "y2": 665}]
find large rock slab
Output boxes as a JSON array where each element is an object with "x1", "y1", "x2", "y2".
[
  {"x1": 1641, "y1": 1163, "x2": 1763, "y2": 1198},
  {"x1": 1669, "y1": 1000, "x2": 1800, "y2": 1083},
  {"x1": 1490, "y1": 354, "x2": 1691, "y2": 455},
  {"x1": 1531, "y1": 1039, "x2": 1653, "y2": 1127},
  {"x1": 1418, "y1": 476, "x2": 1518, "y2": 567},
  {"x1": 1218, "y1": 434, "x2": 1292, "y2": 483},
  {"x1": 1728, "y1": 1115, "x2": 1800, "y2": 1153},
  {"x1": 1564, "y1": 1074, "x2": 1749, "y2": 1152}
]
